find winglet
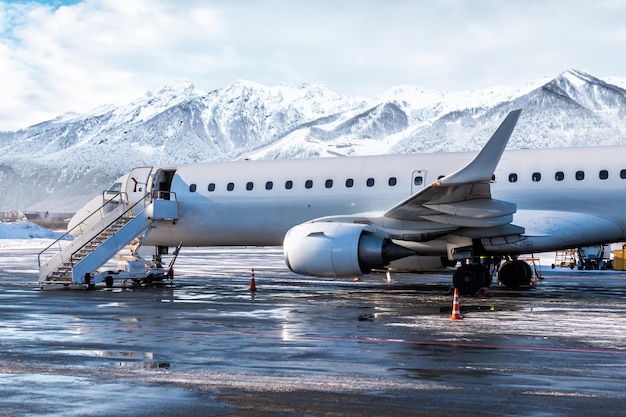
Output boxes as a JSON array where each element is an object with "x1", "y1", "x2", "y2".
[{"x1": 436, "y1": 109, "x2": 522, "y2": 186}]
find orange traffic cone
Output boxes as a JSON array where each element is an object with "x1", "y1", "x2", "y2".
[
  {"x1": 249, "y1": 268, "x2": 257, "y2": 291},
  {"x1": 450, "y1": 287, "x2": 462, "y2": 320}
]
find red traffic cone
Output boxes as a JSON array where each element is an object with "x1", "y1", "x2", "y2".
[
  {"x1": 450, "y1": 287, "x2": 462, "y2": 320},
  {"x1": 249, "y1": 268, "x2": 257, "y2": 291}
]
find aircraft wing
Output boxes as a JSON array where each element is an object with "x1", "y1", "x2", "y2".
[
  {"x1": 383, "y1": 109, "x2": 521, "y2": 228},
  {"x1": 283, "y1": 110, "x2": 526, "y2": 278}
]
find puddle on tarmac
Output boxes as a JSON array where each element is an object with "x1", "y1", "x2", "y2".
[{"x1": 56, "y1": 349, "x2": 172, "y2": 369}]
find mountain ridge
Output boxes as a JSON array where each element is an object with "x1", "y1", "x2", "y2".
[{"x1": 1, "y1": 69, "x2": 625, "y2": 212}]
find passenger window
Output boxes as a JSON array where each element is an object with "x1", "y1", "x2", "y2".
[
  {"x1": 305, "y1": 180, "x2": 313, "y2": 189},
  {"x1": 508, "y1": 173, "x2": 517, "y2": 183},
  {"x1": 208, "y1": 183, "x2": 216, "y2": 192},
  {"x1": 246, "y1": 182, "x2": 254, "y2": 191},
  {"x1": 491, "y1": 174, "x2": 496, "y2": 182},
  {"x1": 414, "y1": 176, "x2": 423, "y2": 186},
  {"x1": 437, "y1": 175, "x2": 445, "y2": 180},
  {"x1": 325, "y1": 179, "x2": 333, "y2": 189},
  {"x1": 532, "y1": 172, "x2": 541, "y2": 182},
  {"x1": 346, "y1": 178, "x2": 354, "y2": 188},
  {"x1": 285, "y1": 180, "x2": 293, "y2": 190},
  {"x1": 388, "y1": 177, "x2": 397, "y2": 186},
  {"x1": 555, "y1": 171, "x2": 564, "y2": 181},
  {"x1": 227, "y1": 182, "x2": 235, "y2": 191},
  {"x1": 189, "y1": 184, "x2": 197, "y2": 192},
  {"x1": 265, "y1": 181, "x2": 273, "y2": 190},
  {"x1": 575, "y1": 171, "x2": 585, "y2": 181},
  {"x1": 621, "y1": 170, "x2": 626, "y2": 179},
  {"x1": 599, "y1": 170, "x2": 609, "y2": 180},
  {"x1": 366, "y1": 178, "x2": 375, "y2": 187}
]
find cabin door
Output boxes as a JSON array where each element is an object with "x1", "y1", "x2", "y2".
[
  {"x1": 411, "y1": 170, "x2": 427, "y2": 194},
  {"x1": 124, "y1": 166, "x2": 153, "y2": 207},
  {"x1": 150, "y1": 169, "x2": 177, "y2": 201}
]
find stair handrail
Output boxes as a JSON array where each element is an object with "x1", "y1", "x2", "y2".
[
  {"x1": 37, "y1": 191, "x2": 130, "y2": 267},
  {"x1": 152, "y1": 189, "x2": 176, "y2": 201},
  {"x1": 38, "y1": 189, "x2": 178, "y2": 280},
  {"x1": 65, "y1": 192, "x2": 165, "y2": 267}
]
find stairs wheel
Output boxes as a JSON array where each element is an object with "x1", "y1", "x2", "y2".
[{"x1": 105, "y1": 276, "x2": 114, "y2": 288}]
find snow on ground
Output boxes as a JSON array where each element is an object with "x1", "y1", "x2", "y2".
[{"x1": 0, "y1": 222, "x2": 67, "y2": 245}]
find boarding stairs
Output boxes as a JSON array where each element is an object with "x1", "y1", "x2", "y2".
[
  {"x1": 552, "y1": 249, "x2": 577, "y2": 269},
  {"x1": 38, "y1": 191, "x2": 178, "y2": 287}
]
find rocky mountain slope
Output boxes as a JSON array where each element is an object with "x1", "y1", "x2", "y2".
[{"x1": 1, "y1": 69, "x2": 624, "y2": 212}]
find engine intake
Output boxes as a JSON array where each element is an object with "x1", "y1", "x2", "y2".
[{"x1": 283, "y1": 222, "x2": 414, "y2": 277}]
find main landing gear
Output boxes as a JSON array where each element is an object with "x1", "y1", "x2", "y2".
[
  {"x1": 497, "y1": 259, "x2": 533, "y2": 288},
  {"x1": 452, "y1": 264, "x2": 492, "y2": 295},
  {"x1": 452, "y1": 258, "x2": 534, "y2": 295}
]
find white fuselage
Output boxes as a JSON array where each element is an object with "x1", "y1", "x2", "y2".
[{"x1": 103, "y1": 145, "x2": 626, "y2": 252}]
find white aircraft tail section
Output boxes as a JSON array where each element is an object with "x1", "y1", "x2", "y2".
[{"x1": 38, "y1": 192, "x2": 178, "y2": 287}]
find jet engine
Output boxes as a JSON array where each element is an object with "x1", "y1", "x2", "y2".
[{"x1": 283, "y1": 222, "x2": 414, "y2": 277}]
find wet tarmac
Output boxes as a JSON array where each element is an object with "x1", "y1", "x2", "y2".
[{"x1": 1, "y1": 242, "x2": 626, "y2": 416}]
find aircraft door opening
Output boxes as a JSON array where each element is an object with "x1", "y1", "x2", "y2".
[
  {"x1": 411, "y1": 170, "x2": 427, "y2": 194},
  {"x1": 151, "y1": 169, "x2": 176, "y2": 200}
]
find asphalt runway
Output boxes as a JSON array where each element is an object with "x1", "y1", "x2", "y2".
[{"x1": 1, "y1": 242, "x2": 626, "y2": 416}]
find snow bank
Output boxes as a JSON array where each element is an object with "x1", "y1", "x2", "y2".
[{"x1": 0, "y1": 221, "x2": 67, "y2": 239}]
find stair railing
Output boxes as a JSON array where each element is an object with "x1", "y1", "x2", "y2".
[
  {"x1": 65, "y1": 192, "x2": 161, "y2": 268},
  {"x1": 38, "y1": 189, "x2": 178, "y2": 283},
  {"x1": 37, "y1": 191, "x2": 132, "y2": 268}
]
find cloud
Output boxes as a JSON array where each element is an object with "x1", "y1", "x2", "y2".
[
  {"x1": 1, "y1": 0, "x2": 229, "y2": 129},
  {"x1": 1, "y1": 0, "x2": 625, "y2": 130}
]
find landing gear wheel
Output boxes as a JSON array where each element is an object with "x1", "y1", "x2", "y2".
[
  {"x1": 453, "y1": 264, "x2": 487, "y2": 295},
  {"x1": 521, "y1": 261, "x2": 533, "y2": 283},
  {"x1": 498, "y1": 260, "x2": 532, "y2": 288}
]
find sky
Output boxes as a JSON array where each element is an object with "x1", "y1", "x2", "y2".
[{"x1": 1, "y1": 0, "x2": 625, "y2": 131}]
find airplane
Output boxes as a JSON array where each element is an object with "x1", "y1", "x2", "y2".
[{"x1": 41, "y1": 109, "x2": 626, "y2": 293}]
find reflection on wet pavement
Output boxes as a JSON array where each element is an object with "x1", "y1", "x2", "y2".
[{"x1": 0, "y1": 245, "x2": 625, "y2": 416}]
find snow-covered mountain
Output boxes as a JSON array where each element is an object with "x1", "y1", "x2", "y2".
[{"x1": 1, "y1": 69, "x2": 625, "y2": 212}]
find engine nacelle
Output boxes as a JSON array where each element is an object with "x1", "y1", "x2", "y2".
[{"x1": 283, "y1": 222, "x2": 414, "y2": 277}]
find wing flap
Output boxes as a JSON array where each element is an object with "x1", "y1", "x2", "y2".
[
  {"x1": 424, "y1": 199, "x2": 516, "y2": 219},
  {"x1": 420, "y1": 213, "x2": 513, "y2": 228}
]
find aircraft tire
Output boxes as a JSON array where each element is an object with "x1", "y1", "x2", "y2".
[
  {"x1": 498, "y1": 260, "x2": 532, "y2": 288},
  {"x1": 521, "y1": 261, "x2": 533, "y2": 286},
  {"x1": 453, "y1": 264, "x2": 486, "y2": 295}
]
